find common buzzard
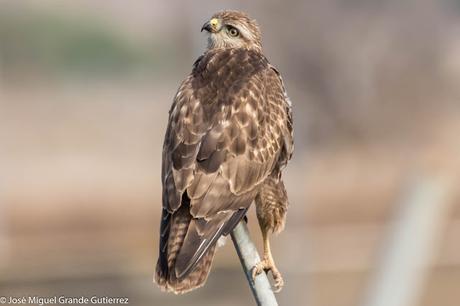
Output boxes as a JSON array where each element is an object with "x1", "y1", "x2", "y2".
[{"x1": 155, "y1": 10, "x2": 294, "y2": 294}]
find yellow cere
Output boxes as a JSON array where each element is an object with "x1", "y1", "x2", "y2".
[{"x1": 210, "y1": 18, "x2": 219, "y2": 28}]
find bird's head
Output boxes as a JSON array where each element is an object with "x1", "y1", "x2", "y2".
[{"x1": 201, "y1": 10, "x2": 262, "y2": 51}]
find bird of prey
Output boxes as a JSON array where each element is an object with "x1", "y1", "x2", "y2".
[{"x1": 155, "y1": 10, "x2": 293, "y2": 294}]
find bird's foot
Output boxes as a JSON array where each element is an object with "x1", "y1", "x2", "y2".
[{"x1": 251, "y1": 257, "x2": 284, "y2": 292}]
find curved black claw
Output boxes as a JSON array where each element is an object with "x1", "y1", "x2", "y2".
[{"x1": 251, "y1": 259, "x2": 284, "y2": 292}]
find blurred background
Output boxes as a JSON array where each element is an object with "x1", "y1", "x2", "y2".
[{"x1": 1, "y1": 1, "x2": 459, "y2": 305}]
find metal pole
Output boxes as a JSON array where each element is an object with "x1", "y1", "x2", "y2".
[
  {"x1": 231, "y1": 221, "x2": 278, "y2": 306},
  {"x1": 362, "y1": 177, "x2": 452, "y2": 306}
]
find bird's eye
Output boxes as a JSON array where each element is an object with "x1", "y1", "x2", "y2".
[{"x1": 227, "y1": 26, "x2": 239, "y2": 37}]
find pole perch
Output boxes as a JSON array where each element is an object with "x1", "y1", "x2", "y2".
[
  {"x1": 362, "y1": 177, "x2": 452, "y2": 306},
  {"x1": 231, "y1": 220, "x2": 279, "y2": 306}
]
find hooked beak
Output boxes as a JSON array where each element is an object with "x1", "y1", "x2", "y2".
[
  {"x1": 201, "y1": 21, "x2": 212, "y2": 32},
  {"x1": 201, "y1": 18, "x2": 221, "y2": 33}
]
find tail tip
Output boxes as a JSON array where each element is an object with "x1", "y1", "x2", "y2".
[{"x1": 154, "y1": 273, "x2": 207, "y2": 295}]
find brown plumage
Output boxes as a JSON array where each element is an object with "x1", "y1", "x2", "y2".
[{"x1": 155, "y1": 10, "x2": 293, "y2": 294}]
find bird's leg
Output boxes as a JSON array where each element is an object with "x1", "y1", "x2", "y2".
[{"x1": 251, "y1": 227, "x2": 284, "y2": 292}]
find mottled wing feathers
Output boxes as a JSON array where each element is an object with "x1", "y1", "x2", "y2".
[
  {"x1": 156, "y1": 48, "x2": 293, "y2": 293},
  {"x1": 269, "y1": 65, "x2": 294, "y2": 169}
]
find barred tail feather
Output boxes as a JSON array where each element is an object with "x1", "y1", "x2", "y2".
[
  {"x1": 155, "y1": 245, "x2": 217, "y2": 294},
  {"x1": 154, "y1": 201, "x2": 218, "y2": 294}
]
